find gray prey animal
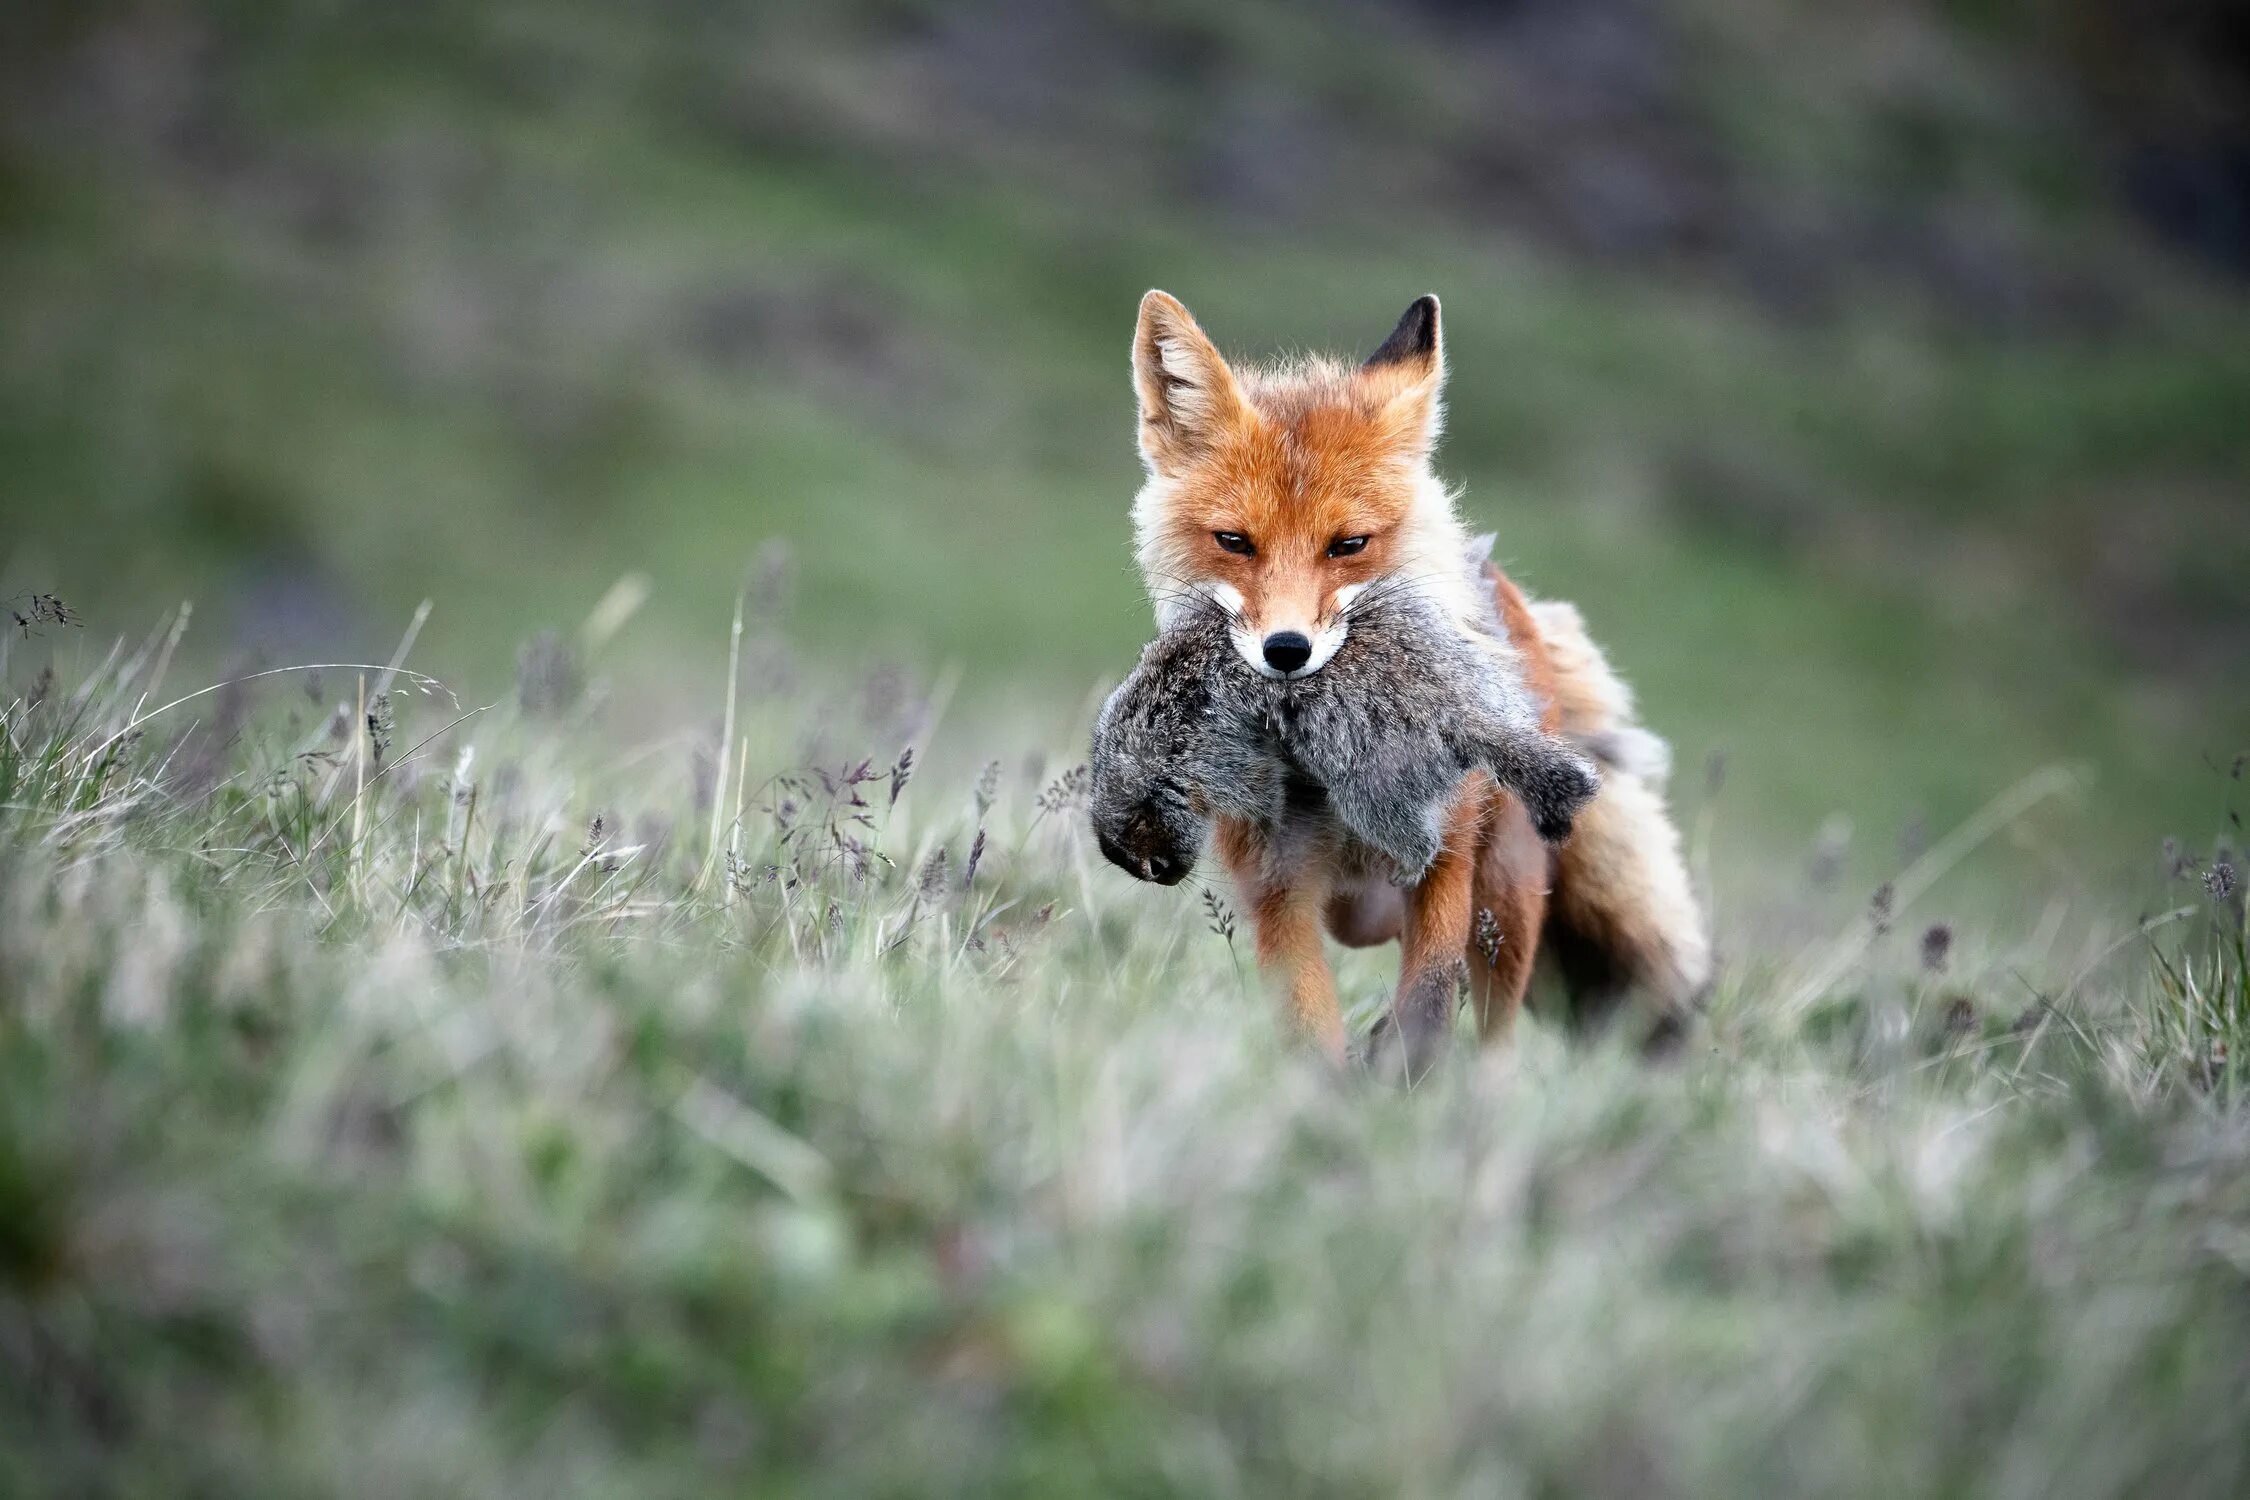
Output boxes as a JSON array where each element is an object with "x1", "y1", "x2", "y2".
[{"x1": 1089, "y1": 588, "x2": 1598, "y2": 889}]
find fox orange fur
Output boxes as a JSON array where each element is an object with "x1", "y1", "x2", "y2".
[{"x1": 1128, "y1": 290, "x2": 1709, "y2": 1064}]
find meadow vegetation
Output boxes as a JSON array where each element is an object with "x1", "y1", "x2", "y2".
[
  {"x1": 3, "y1": 597, "x2": 2246, "y2": 1496},
  {"x1": 5, "y1": 1, "x2": 2250, "y2": 878},
  {"x1": 6, "y1": 5, "x2": 2250, "y2": 1489}
]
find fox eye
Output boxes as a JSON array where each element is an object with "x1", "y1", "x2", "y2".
[
  {"x1": 1213, "y1": 531, "x2": 1256, "y2": 556},
  {"x1": 1327, "y1": 535, "x2": 1370, "y2": 558}
]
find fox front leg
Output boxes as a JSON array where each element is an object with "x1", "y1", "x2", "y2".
[{"x1": 1215, "y1": 817, "x2": 1347, "y2": 1064}]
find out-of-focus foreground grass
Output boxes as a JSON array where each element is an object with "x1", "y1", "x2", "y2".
[
  {"x1": 3, "y1": 610, "x2": 2248, "y2": 1496},
  {"x1": 2, "y1": 1, "x2": 2248, "y2": 900}
]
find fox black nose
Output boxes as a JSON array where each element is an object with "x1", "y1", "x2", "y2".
[{"x1": 1262, "y1": 631, "x2": 1313, "y2": 674}]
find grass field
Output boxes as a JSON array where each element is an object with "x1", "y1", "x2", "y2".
[
  {"x1": 7, "y1": 6, "x2": 2250, "y2": 1491},
  {"x1": 3, "y1": 609, "x2": 2248, "y2": 1496}
]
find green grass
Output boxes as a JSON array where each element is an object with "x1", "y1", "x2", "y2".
[
  {"x1": 5, "y1": 4, "x2": 2250, "y2": 891},
  {"x1": 4, "y1": 614, "x2": 2249, "y2": 1496}
]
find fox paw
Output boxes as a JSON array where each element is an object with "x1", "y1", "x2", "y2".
[{"x1": 1371, "y1": 959, "x2": 1467, "y2": 1082}]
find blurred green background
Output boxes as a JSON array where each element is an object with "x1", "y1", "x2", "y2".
[{"x1": 3, "y1": 0, "x2": 2247, "y2": 895}]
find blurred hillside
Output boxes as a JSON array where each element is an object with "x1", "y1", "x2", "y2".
[{"x1": 2, "y1": 0, "x2": 2247, "y2": 891}]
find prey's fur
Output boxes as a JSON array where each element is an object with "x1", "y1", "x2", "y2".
[{"x1": 1091, "y1": 590, "x2": 1597, "y2": 889}]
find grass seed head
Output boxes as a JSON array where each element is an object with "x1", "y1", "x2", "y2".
[
  {"x1": 366, "y1": 693, "x2": 394, "y2": 765},
  {"x1": 1203, "y1": 888, "x2": 1236, "y2": 943},
  {"x1": 889, "y1": 747, "x2": 915, "y2": 808},
  {"x1": 1943, "y1": 994, "x2": 1977, "y2": 1035},
  {"x1": 1475, "y1": 906, "x2": 1504, "y2": 968},
  {"x1": 6, "y1": 591, "x2": 78, "y2": 637},
  {"x1": 1920, "y1": 922, "x2": 1953, "y2": 973},
  {"x1": 1037, "y1": 764, "x2": 1091, "y2": 814},
  {"x1": 2206, "y1": 860, "x2": 2237, "y2": 903},
  {"x1": 916, "y1": 845, "x2": 949, "y2": 901}
]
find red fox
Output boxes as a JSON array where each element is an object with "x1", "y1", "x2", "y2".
[{"x1": 1129, "y1": 289, "x2": 1709, "y2": 1063}]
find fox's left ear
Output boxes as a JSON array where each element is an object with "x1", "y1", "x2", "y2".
[{"x1": 1362, "y1": 294, "x2": 1445, "y2": 457}]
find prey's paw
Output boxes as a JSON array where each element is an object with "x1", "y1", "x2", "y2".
[
  {"x1": 1382, "y1": 813, "x2": 1445, "y2": 887},
  {"x1": 1386, "y1": 850, "x2": 1439, "y2": 889},
  {"x1": 1518, "y1": 743, "x2": 1601, "y2": 844}
]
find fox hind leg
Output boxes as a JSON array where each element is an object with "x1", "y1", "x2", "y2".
[
  {"x1": 1387, "y1": 779, "x2": 1495, "y2": 1077},
  {"x1": 1467, "y1": 792, "x2": 1552, "y2": 1043}
]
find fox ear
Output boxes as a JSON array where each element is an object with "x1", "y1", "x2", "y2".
[
  {"x1": 1364, "y1": 294, "x2": 1440, "y2": 374},
  {"x1": 1133, "y1": 290, "x2": 1251, "y2": 475},
  {"x1": 1361, "y1": 294, "x2": 1445, "y2": 457}
]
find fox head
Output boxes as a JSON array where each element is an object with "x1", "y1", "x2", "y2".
[{"x1": 1129, "y1": 291, "x2": 1478, "y2": 678}]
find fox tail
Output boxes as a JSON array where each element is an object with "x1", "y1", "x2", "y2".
[{"x1": 1528, "y1": 600, "x2": 1712, "y2": 1032}]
